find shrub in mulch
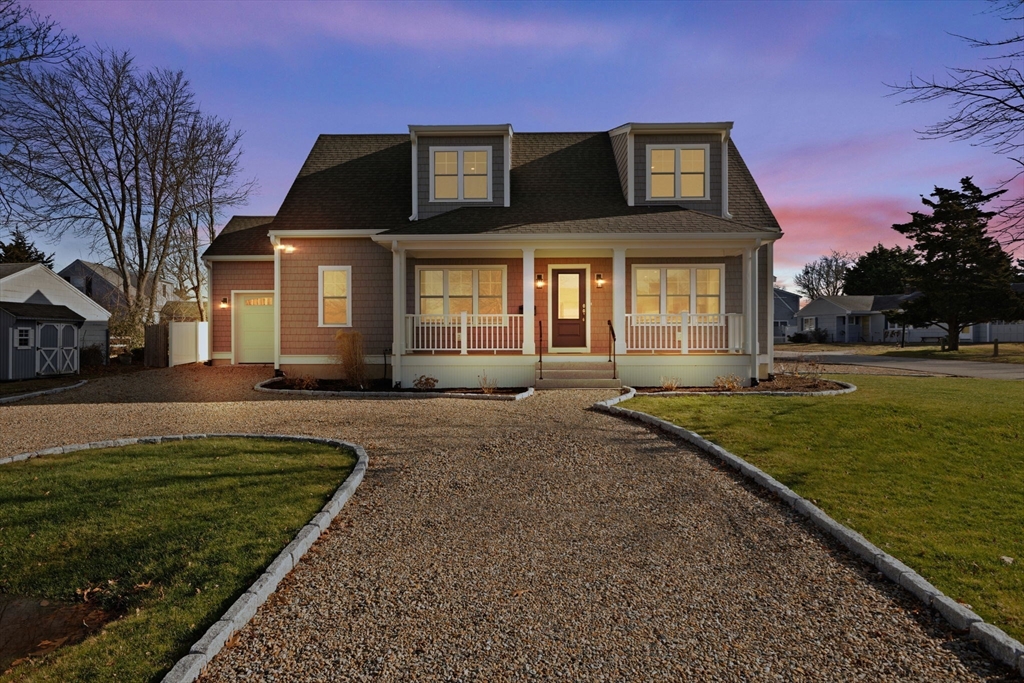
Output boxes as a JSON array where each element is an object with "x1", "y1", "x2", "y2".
[{"x1": 636, "y1": 375, "x2": 846, "y2": 393}]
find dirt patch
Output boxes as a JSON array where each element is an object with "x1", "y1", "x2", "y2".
[
  {"x1": 0, "y1": 595, "x2": 117, "y2": 673},
  {"x1": 636, "y1": 375, "x2": 846, "y2": 393},
  {"x1": 264, "y1": 378, "x2": 528, "y2": 396}
]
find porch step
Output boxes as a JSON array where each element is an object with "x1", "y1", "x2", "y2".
[
  {"x1": 539, "y1": 368, "x2": 616, "y2": 380},
  {"x1": 535, "y1": 377, "x2": 622, "y2": 390},
  {"x1": 537, "y1": 361, "x2": 615, "y2": 372}
]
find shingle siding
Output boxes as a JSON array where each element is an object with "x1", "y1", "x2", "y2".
[
  {"x1": 418, "y1": 136, "x2": 505, "y2": 219},
  {"x1": 609, "y1": 131, "x2": 630, "y2": 202},
  {"x1": 633, "y1": 134, "x2": 723, "y2": 216},
  {"x1": 210, "y1": 261, "x2": 274, "y2": 355}
]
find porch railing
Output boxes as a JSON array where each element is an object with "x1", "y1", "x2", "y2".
[
  {"x1": 625, "y1": 313, "x2": 744, "y2": 353},
  {"x1": 405, "y1": 313, "x2": 524, "y2": 354}
]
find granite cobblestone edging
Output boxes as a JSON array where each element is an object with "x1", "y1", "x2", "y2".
[
  {"x1": 254, "y1": 378, "x2": 534, "y2": 401},
  {"x1": 0, "y1": 433, "x2": 368, "y2": 683},
  {"x1": 0, "y1": 379, "x2": 88, "y2": 405},
  {"x1": 593, "y1": 388, "x2": 1024, "y2": 676}
]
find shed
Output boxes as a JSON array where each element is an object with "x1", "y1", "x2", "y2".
[{"x1": 0, "y1": 302, "x2": 85, "y2": 380}]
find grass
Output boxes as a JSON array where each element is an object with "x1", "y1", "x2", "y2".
[
  {"x1": 783, "y1": 342, "x2": 1024, "y2": 364},
  {"x1": 623, "y1": 375, "x2": 1024, "y2": 641},
  {"x1": 0, "y1": 438, "x2": 356, "y2": 682},
  {"x1": 0, "y1": 377, "x2": 81, "y2": 398}
]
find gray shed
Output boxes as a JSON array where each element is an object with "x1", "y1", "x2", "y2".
[{"x1": 0, "y1": 302, "x2": 85, "y2": 381}]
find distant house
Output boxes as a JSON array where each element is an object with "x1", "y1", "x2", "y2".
[
  {"x1": 58, "y1": 260, "x2": 179, "y2": 321},
  {"x1": 773, "y1": 288, "x2": 800, "y2": 343}
]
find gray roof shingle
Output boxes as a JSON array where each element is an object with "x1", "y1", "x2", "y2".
[
  {"x1": 0, "y1": 302, "x2": 85, "y2": 321},
  {"x1": 0, "y1": 263, "x2": 39, "y2": 279}
]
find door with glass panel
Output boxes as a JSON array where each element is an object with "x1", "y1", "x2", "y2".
[{"x1": 551, "y1": 269, "x2": 587, "y2": 349}]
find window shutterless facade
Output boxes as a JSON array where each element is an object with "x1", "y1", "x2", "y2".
[
  {"x1": 645, "y1": 144, "x2": 710, "y2": 201},
  {"x1": 429, "y1": 147, "x2": 492, "y2": 202},
  {"x1": 802, "y1": 317, "x2": 816, "y2": 331},
  {"x1": 416, "y1": 266, "x2": 506, "y2": 317},
  {"x1": 318, "y1": 265, "x2": 352, "y2": 327},
  {"x1": 15, "y1": 327, "x2": 33, "y2": 349},
  {"x1": 632, "y1": 265, "x2": 724, "y2": 319}
]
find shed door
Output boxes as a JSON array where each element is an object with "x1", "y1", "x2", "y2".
[
  {"x1": 235, "y1": 293, "x2": 274, "y2": 363},
  {"x1": 37, "y1": 323, "x2": 78, "y2": 375}
]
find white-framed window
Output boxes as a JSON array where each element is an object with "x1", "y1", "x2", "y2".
[
  {"x1": 416, "y1": 266, "x2": 507, "y2": 318},
  {"x1": 802, "y1": 317, "x2": 816, "y2": 331},
  {"x1": 14, "y1": 327, "x2": 33, "y2": 349},
  {"x1": 632, "y1": 265, "x2": 724, "y2": 319},
  {"x1": 318, "y1": 265, "x2": 352, "y2": 327},
  {"x1": 645, "y1": 144, "x2": 710, "y2": 201},
  {"x1": 429, "y1": 147, "x2": 492, "y2": 202}
]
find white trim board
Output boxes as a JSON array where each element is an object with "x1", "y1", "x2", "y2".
[{"x1": 318, "y1": 265, "x2": 353, "y2": 328}]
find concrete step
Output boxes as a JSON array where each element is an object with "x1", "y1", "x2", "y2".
[
  {"x1": 535, "y1": 378, "x2": 622, "y2": 389},
  {"x1": 537, "y1": 361, "x2": 615, "y2": 372},
  {"x1": 539, "y1": 369, "x2": 616, "y2": 379}
]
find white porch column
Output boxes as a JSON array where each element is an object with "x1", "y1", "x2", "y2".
[
  {"x1": 766, "y1": 241, "x2": 774, "y2": 375},
  {"x1": 522, "y1": 248, "x2": 535, "y2": 354},
  {"x1": 272, "y1": 238, "x2": 281, "y2": 371},
  {"x1": 743, "y1": 246, "x2": 754, "y2": 379},
  {"x1": 391, "y1": 242, "x2": 405, "y2": 385},
  {"x1": 612, "y1": 247, "x2": 627, "y2": 354}
]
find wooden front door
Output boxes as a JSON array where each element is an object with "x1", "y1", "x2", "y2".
[{"x1": 552, "y1": 269, "x2": 587, "y2": 349}]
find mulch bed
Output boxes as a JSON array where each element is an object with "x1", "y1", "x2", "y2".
[
  {"x1": 264, "y1": 378, "x2": 527, "y2": 396},
  {"x1": 636, "y1": 375, "x2": 845, "y2": 393}
]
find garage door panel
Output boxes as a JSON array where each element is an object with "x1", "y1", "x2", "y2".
[{"x1": 236, "y1": 293, "x2": 274, "y2": 363}]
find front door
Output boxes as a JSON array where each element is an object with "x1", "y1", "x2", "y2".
[
  {"x1": 235, "y1": 293, "x2": 275, "y2": 363},
  {"x1": 551, "y1": 269, "x2": 587, "y2": 349}
]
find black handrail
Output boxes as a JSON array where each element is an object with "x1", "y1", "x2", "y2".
[
  {"x1": 537, "y1": 319, "x2": 544, "y2": 380},
  {"x1": 607, "y1": 319, "x2": 617, "y2": 380}
]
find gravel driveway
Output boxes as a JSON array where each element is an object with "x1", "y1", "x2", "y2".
[{"x1": 0, "y1": 366, "x2": 1015, "y2": 681}]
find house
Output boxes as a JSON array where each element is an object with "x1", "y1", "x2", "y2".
[
  {"x1": 203, "y1": 122, "x2": 781, "y2": 388},
  {"x1": 58, "y1": 259, "x2": 179, "y2": 321},
  {"x1": 0, "y1": 262, "x2": 111, "y2": 359},
  {"x1": 794, "y1": 295, "x2": 910, "y2": 343},
  {"x1": 773, "y1": 288, "x2": 800, "y2": 343},
  {"x1": 0, "y1": 302, "x2": 84, "y2": 380}
]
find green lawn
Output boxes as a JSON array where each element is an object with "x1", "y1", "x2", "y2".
[
  {"x1": 0, "y1": 377, "x2": 81, "y2": 398},
  {"x1": 0, "y1": 438, "x2": 356, "y2": 682},
  {"x1": 624, "y1": 376, "x2": 1024, "y2": 641},
  {"x1": 783, "y1": 342, "x2": 1024, "y2": 364}
]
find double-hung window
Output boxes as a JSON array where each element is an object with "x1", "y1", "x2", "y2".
[
  {"x1": 646, "y1": 144, "x2": 710, "y2": 201},
  {"x1": 802, "y1": 317, "x2": 816, "y2": 331},
  {"x1": 319, "y1": 266, "x2": 352, "y2": 327},
  {"x1": 633, "y1": 266, "x2": 723, "y2": 321},
  {"x1": 418, "y1": 267, "x2": 506, "y2": 320},
  {"x1": 430, "y1": 147, "x2": 491, "y2": 201}
]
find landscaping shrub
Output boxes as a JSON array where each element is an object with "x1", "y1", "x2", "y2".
[
  {"x1": 713, "y1": 374, "x2": 743, "y2": 391},
  {"x1": 285, "y1": 374, "x2": 318, "y2": 390},
  {"x1": 413, "y1": 375, "x2": 438, "y2": 390},
  {"x1": 79, "y1": 344, "x2": 105, "y2": 367},
  {"x1": 334, "y1": 330, "x2": 368, "y2": 389},
  {"x1": 659, "y1": 376, "x2": 681, "y2": 391},
  {"x1": 478, "y1": 372, "x2": 497, "y2": 394}
]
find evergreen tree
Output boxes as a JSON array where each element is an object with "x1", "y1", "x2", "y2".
[
  {"x1": 893, "y1": 177, "x2": 1024, "y2": 350},
  {"x1": 0, "y1": 227, "x2": 53, "y2": 267},
  {"x1": 844, "y1": 244, "x2": 916, "y2": 295}
]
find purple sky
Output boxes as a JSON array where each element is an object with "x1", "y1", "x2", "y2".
[{"x1": 28, "y1": 0, "x2": 1015, "y2": 287}]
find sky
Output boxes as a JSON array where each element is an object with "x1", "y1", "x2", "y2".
[{"x1": 25, "y1": 0, "x2": 1018, "y2": 288}]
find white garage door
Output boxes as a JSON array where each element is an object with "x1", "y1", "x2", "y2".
[{"x1": 235, "y1": 293, "x2": 274, "y2": 363}]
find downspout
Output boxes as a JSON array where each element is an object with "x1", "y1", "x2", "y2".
[
  {"x1": 722, "y1": 131, "x2": 732, "y2": 219},
  {"x1": 271, "y1": 234, "x2": 282, "y2": 374},
  {"x1": 390, "y1": 240, "x2": 404, "y2": 386},
  {"x1": 409, "y1": 131, "x2": 418, "y2": 221},
  {"x1": 204, "y1": 258, "x2": 213, "y2": 365}
]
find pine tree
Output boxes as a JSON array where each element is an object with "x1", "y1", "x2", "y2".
[
  {"x1": 0, "y1": 227, "x2": 54, "y2": 267},
  {"x1": 844, "y1": 244, "x2": 916, "y2": 295}
]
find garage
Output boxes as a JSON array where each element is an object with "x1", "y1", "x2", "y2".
[{"x1": 234, "y1": 292, "x2": 274, "y2": 363}]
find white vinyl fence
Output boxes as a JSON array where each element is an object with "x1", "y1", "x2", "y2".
[{"x1": 168, "y1": 321, "x2": 209, "y2": 367}]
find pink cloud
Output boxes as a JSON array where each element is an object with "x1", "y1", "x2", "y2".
[{"x1": 31, "y1": 1, "x2": 623, "y2": 54}]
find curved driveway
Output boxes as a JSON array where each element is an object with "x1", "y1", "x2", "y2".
[{"x1": 0, "y1": 366, "x2": 1015, "y2": 681}]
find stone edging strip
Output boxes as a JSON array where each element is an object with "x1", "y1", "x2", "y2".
[
  {"x1": 593, "y1": 391, "x2": 1024, "y2": 676},
  {"x1": 0, "y1": 433, "x2": 368, "y2": 683},
  {"x1": 0, "y1": 379, "x2": 88, "y2": 405},
  {"x1": 632, "y1": 380, "x2": 857, "y2": 397},
  {"x1": 254, "y1": 378, "x2": 534, "y2": 401}
]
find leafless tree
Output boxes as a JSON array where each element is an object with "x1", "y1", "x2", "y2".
[
  {"x1": 794, "y1": 250, "x2": 855, "y2": 300},
  {"x1": 889, "y1": 0, "x2": 1024, "y2": 245},
  {"x1": 0, "y1": 0, "x2": 77, "y2": 77}
]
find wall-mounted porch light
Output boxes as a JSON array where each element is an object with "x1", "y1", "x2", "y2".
[
  {"x1": 595, "y1": 273, "x2": 605, "y2": 288},
  {"x1": 274, "y1": 243, "x2": 296, "y2": 254},
  {"x1": 535, "y1": 273, "x2": 545, "y2": 288},
  {"x1": 219, "y1": 297, "x2": 229, "y2": 309}
]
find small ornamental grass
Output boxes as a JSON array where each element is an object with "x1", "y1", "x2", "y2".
[
  {"x1": 0, "y1": 438, "x2": 356, "y2": 682},
  {"x1": 623, "y1": 375, "x2": 1024, "y2": 642}
]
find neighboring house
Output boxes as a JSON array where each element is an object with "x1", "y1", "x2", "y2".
[
  {"x1": 203, "y1": 122, "x2": 782, "y2": 388},
  {"x1": 58, "y1": 260, "x2": 179, "y2": 321},
  {"x1": 795, "y1": 295, "x2": 911, "y2": 343},
  {"x1": 0, "y1": 302, "x2": 84, "y2": 380},
  {"x1": 773, "y1": 288, "x2": 800, "y2": 343},
  {"x1": 0, "y1": 262, "x2": 111, "y2": 359}
]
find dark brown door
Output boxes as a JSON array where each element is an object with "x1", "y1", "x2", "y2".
[{"x1": 552, "y1": 269, "x2": 587, "y2": 348}]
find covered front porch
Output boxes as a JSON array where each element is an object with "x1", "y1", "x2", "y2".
[{"x1": 376, "y1": 235, "x2": 773, "y2": 388}]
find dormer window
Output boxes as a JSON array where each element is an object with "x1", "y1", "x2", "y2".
[
  {"x1": 430, "y1": 147, "x2": 491, "y2": 202},
  {"x1": 646, "y1": 144, "x2": 710, "y2": 201}
]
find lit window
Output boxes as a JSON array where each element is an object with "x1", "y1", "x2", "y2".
[
  {"x1": 646, "y1": 145, "x2": 709, "y2": 200},
  {"x1": 431, "y1": 147, "x2": 491, "y2": 201},
  {"x1": 418, "y1": 267, "x2": 506, "y2": 317},
  {"x1": 319, "y1": 266, "x2": 351, "y2": 327},
  {"x1": 633, "y1": 266, "x2": 722, "y2": 318}
]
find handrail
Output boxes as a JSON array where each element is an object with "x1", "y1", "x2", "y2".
[
  {"x1": 606, "y1": 319, "x2": 617, "y2": 380},
  {"x1": 537, "y1": 319, "x2": 543, "y2": 380}
]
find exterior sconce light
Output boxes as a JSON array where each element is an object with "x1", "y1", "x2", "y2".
[
  {"x1": 535, "y1": 274, "x2": 545, "y2": 288},
  {"x1": 219, "y1": 297, "x2": 229, "y2": 309},
  {"x1": 275, "y1": 243, "x2": 296, "y2": 254},
  {"x1": 596, "y1": 273, "x2": 605, "y2": 288}
]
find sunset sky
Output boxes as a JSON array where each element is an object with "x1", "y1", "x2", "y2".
[{"x1": 28, "y1": 0, "x2": 1015, "y2": 288}]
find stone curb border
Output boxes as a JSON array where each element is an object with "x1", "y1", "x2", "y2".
[
  {"x1": 254, "y1": 378, "x2": 534, "y2": 401},
  {"x1": 593, "y1": 391, "x2": 1024, "y2": 676},
  {"x1": 632, "y1": 380, "x2": 858, "y2": 397},
  {"x1": 0, "y1": 433, "x2": 368, "y2": 683},
  {"x1": 0, "y1": 379, "x2": 88, "y2": 405}
]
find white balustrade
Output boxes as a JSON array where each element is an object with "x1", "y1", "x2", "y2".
[
  {"x1": 625, "y1": 313, "x2": 744, "y2": 353},
  {"x1": 405, "y1": 313, "x2": 524, "y2": 354}
]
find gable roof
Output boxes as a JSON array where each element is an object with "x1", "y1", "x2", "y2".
[
  {"x1": 798, "y1": 294, "x2": 915, "y2": 317},
  {"x1": 0, "y1": 263, "x2": 38, "y2": 279},
  {"x1": 0, "y1": 302, "x2": 85, "y2": 322},
  {"x1": 204, "y1": 224, "x2": 275, "y2": 257},
  {"x1": 219, "y1": 215, "x2": 275, "y2": 236}
]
